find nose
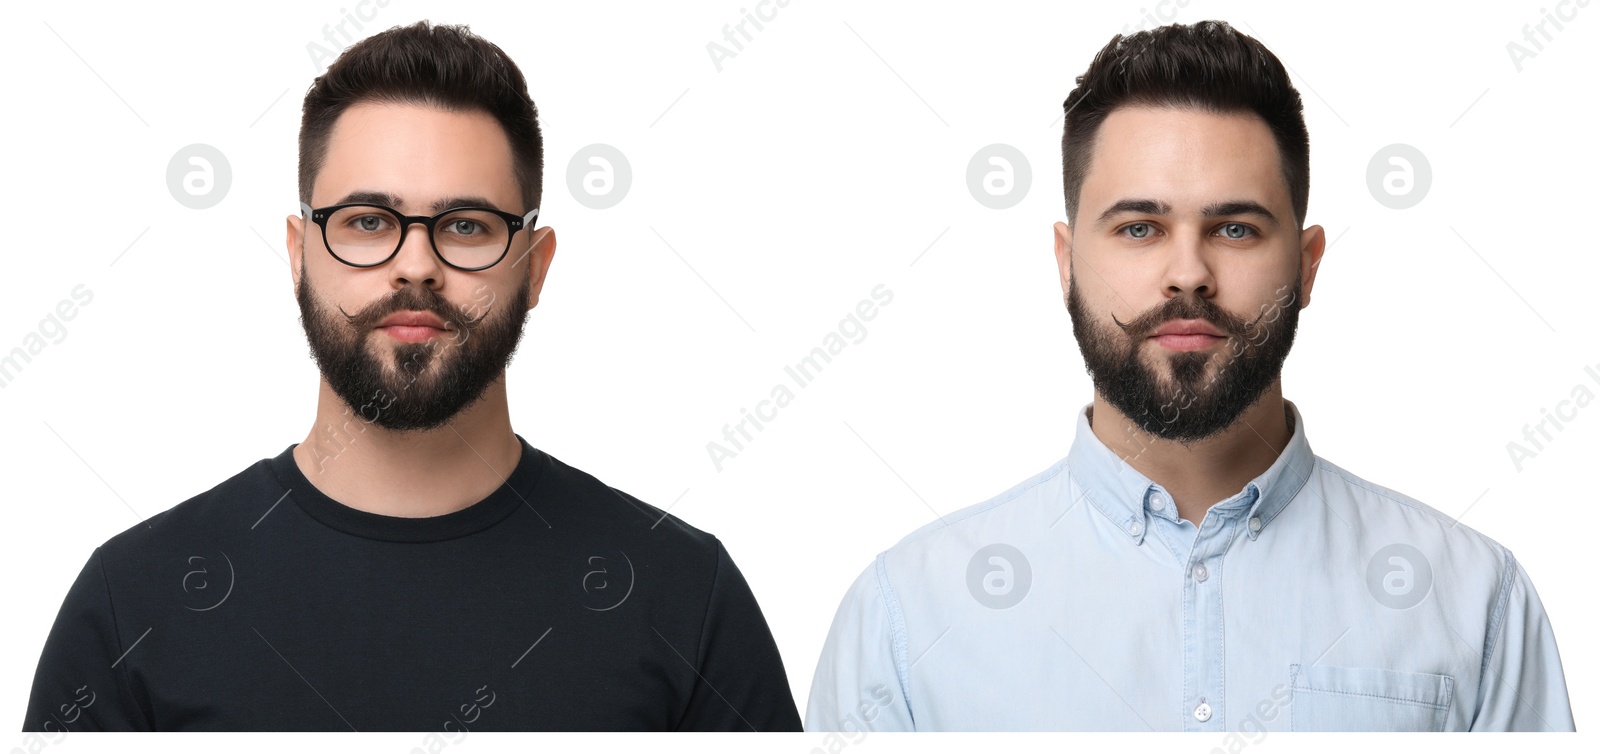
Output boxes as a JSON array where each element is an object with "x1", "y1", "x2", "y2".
[
  {"x1": 389, "y1": 218, "x2": 445, "y2": 289},
  {"x1": 1160, "y1": 232, "x2": 1216, "y2": 300}
]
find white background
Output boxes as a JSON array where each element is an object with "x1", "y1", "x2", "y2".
[{"x1": 2, "y1": 0, "x2": 1595, "y2": 749}]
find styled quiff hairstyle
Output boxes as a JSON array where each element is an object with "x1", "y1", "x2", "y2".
[
  {"x1": 1060, "y1": 20, "x2": 1309, "y2": 227},
  {"x1": 298, "y1": 20, "x2": 543, "y2": 212}
]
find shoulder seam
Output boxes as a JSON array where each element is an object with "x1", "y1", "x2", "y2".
[
  {"x1": 694, "y1": 538, "x2": 725, "y2": 670},
  {"x1": 873, "y1": 553, "x2": 913, "y2": 727},
  {"x1": 94, "y1": 547, "x2": 124, "y2": 665},
  {"x1": 672, "y1": 537, "x2": 725, "y2": 731},
  {"x1": 96, "y1": 546, "x2": 152, "y2": 729},
  {"x1": 1477, "y1": 547, "x2": 1519, "y2": 725}
]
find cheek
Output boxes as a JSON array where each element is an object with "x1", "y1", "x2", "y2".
[
  {"x1": 450, "y1": 281, "x2": 527, "y2": 328},
  {"x1": 466, "y1": 282, "x2": 507, "y2": 316},
  {"x1": 1213, "y1": 250, "x2": 1297, "y2": 303},
  {"x1": 1087, "y1": 267, "x2": 1161, "y2": 321}
]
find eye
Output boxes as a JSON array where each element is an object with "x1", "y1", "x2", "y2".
[
  {"x1": 1217, "y1": 222, "x2": 1255, "y2": 240},
  {"x1": 1120, "y1": 222, "x2": 1155, "y2": 240},
  {"x1": 349, "y1": 214, "x2": 391, "y2": 233},
  {"x1": 446, "y1": 219, "x2": 484, "y2": 236}
]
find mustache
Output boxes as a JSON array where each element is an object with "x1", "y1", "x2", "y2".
[
  {"x1": 1110, "y1": 295, "x2": 1267, "y2": 339},
  {"x1": 336, "y1": 289, "x2": 489, "y2": 331}
]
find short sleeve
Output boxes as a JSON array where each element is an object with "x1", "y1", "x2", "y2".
[
  {"x1": 674, "y1": 541, "x2": 802, "y2": 731},
  {"x1": 1469, "y1": 553, "x2": 1575, "y2": 731},
  {"x1": 805, "y1": 555, "x2": 915, "y2": 732},
  {"x1": 21, "y1": 547, "x2": 152, "y2": 731}
]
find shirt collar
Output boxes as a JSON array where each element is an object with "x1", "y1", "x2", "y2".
[{"x1": 1066, "y1": 400, "x2": 1315, "y2": 544}]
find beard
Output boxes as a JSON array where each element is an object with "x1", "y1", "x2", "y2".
[
  {"x1": 295, "y1": 258, "x2": 531, "y2": 432},
  {"x1": 1066, "y1": 262, "x2": 1301, "y2": 443}
]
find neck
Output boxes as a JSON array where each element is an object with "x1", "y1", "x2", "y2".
[
  {"x1": 1088, "y1": 383, "x2": 1292, "y2": 526},
  {"x1": 292, "y1": 377, "x2": 521, "y2": 518}
]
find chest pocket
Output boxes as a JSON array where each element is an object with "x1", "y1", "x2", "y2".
[{"x1": 1289, "y1": 664, "x2": 1454, "y2": 731}]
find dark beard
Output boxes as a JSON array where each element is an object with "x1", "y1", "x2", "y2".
[
  {"x1": 1066, "y1": 262, "x2": 1300, "y2": 443},
  {"x1": 295, "y1": 258, "x2": 531, "y2": 431}
]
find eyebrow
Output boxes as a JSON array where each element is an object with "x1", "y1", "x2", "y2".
[
  {"x1": 1095, "y1": 199, "x2": 1171, "y2": 227},
  {"x1": 1200, "y1": 200, "x2": 1279, "y2": 228},
  {"x1": 333, "y1": 190, "x2": 506, "y2": 214},
  {"x1": 1094, "y1": 198, "x2": 1280, "y2": 229}
]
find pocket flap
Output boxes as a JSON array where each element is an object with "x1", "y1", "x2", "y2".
[
  {"x1": 1291, "y1": 664, "x2": 1453, "y2": 709},
  {"x1": 1289, "y1": 664, "x2": 1456, "y2": 731}
]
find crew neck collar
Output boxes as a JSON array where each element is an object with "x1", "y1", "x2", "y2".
[{"x1": 268, "y1": 434, "x2": 546, "y2": 543}]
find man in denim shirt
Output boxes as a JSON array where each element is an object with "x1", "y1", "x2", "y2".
[{"x1": 807, "y1": 20, "x2": 1573, "y2": 732}]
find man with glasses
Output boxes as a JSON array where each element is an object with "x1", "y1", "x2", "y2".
[{"x1": 22, "y1": 21, "x2": 801, "y2": 732}]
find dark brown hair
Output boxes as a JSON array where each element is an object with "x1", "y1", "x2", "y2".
[
  {"x1": 298, "y1": 21, "x2": 542, "y2": 212},
  {"x1": 1061, "y1": 20, "x2": 1309, "y2": 227}
]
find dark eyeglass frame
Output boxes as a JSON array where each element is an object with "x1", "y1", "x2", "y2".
[{"x1": 299, "y1": 201, "x2": 540, "y2": 272}]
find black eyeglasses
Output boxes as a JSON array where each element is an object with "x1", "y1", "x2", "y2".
[{"x1": 300, "y1": 202, "x2": 540, "y2": 271}]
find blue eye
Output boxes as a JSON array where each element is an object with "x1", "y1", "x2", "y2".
[
  {"x1": 1219, "y1": 223, "x2": 1254, "y2": 239},
  {"x1": 1123, "y1": 222, "x2": 1153, "y2": 239},
  {"x1": 351, "y1": 214, "x2": 391, "y2": 233}
]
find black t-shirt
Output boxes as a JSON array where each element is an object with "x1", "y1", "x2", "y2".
[{"x1": 21, "y1": 435, "x2": 801, "y2": 731}]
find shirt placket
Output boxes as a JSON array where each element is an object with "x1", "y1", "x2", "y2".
[{"x1": 1180, "y1": 495, "x2": 1245, "y2": 731}]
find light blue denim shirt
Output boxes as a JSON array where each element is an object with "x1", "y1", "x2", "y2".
[{"x1": 806, "y1": 401, "x2": 1573, "y2": 731}]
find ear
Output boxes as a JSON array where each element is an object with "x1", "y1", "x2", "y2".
[
  {"x1": 1053, "y1": 221, "x2": 1074, "y2": 300},
  {"x1": 286, "y1": 212, "x2": 305, "y2": 291},
  {"x1": 514, "y1": 226, "x2": 558, "y2": 310},
  {"x1": 1297, "y1": 223, "x2": 1326, "y2": 309}
]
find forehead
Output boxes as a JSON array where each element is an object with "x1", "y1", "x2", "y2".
[
  {"x1": 1081, "y1": 105, "x2": 1287, "y2": 215},
  {"x1": 315, "y1": 101, "x2": 519, "y2": 210}
]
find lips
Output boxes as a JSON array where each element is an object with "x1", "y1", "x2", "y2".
[
  {"x1": 1151, "y1": 319, "x2": 1225, "y2": 338},
  {"x1": 1147, "y1": 318, "x2": 1227, "y2": 352},
  {"x1": 377, "y1": 311, "x2": 448, "y2": 330}
]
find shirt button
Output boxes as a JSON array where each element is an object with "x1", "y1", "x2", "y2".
[
  {"x1": 1248, "y1": 516, "x2": 1262, "y2": 533},
  {"x1": 1128, "y1": 520, "x2": 1144, "y2": 536},
  {"x1": 1193, "y1": 563, "x2": 1209, "y2": 582},
  {"x1": 1149, "y1": 494, "x2": 1166, "y2": 512},
  {"x1": 1194, "y1": 700, "x2": 1212, "y2": 722}
]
